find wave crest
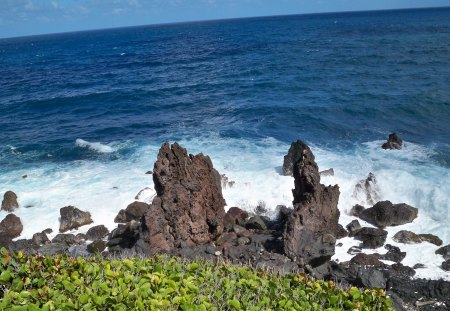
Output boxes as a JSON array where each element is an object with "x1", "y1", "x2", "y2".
[{"x1": 75, "y1": 139, "x2": 116, "y2": 153}]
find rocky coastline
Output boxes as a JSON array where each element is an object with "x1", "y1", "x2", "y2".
[{"x1": 1, "y1": 134, "x2": 449, "y2": 310}]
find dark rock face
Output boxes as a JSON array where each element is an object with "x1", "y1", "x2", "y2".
[
  {"x1": 283, "y1": 141, "x2": 340, "y2": 268},
  {"x1": 282, "y1": 140, "x2": 305, "y2": 176},
  {"x1": 87, "y1": 240, "x2": 107, "y2": 254},
  {"x1": 86, "y1": 225, "x2": 109, "y2": 241},
  {"x1": 442, "y1": 259, "x2": 450, "y2": 271},
  {"x1": 349, "y1": 204, "x2": 365, "y2": 217},
  {"x1": 114, "y1": 201, "x2": 150, "y2": 223},
  {"x1": 107, "y1": 220, "x2": 144, "y2": 253},
  {"x1": 144, "y1": 142, "x2": 226, "y2": 254},
  {"x1": 436, "y1": 244, "x2": 450, "y2": 260},
  {"x1": 1, "y1": 191, "x2": 19, "y2": 212},
  {"x1": 352, "y1": 173, "x2": 380, "y2": 206},
  {"x1": 246, "y1": 215, "x2": 267, "y2": 231},
  {"x1": 350, "y1": 253, "x2": 383, "y2": 267},
  {"x1": 0, "y1": 214, "x2": 23, "y2": 239},
  {"x1": 353, "y1": 227, "x2": 388, "y2": 249},
  {"x1": 382, "y1": 133, "x2": 403, "y2": 150},
  {"x1": 393, "y1": 230, "x2": 443, "y2": 246},
  {"x1": 346, "y1": 220, "x2": 362, "y2": 236},
  {"x1": 358, "y1": 200, "x2": 418, "y2": 228},
  {"x1": 223, "y1": 207, "x2": 248, "y2": 228},
  {"x1": 382, "y1": 244, "x2": 406, "y2": 263},
  {"x1": 52, "y1": 234, "x2": 77, "y2": 246},
  {"x1": 59, "y1": 206, "x2": 93, "y2": 233},
  {"x1": 336, "y1": 224, "x2": 348, "y2": 239},
  {"x1": 32, "y1": 231, "x2": 50, "y2": 246}
]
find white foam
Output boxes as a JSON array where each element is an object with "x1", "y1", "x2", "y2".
[{"x1": 75, "y1": 138, "x2": 116, "y2": 153}]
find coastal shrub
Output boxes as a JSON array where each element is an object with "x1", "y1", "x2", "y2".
[{"x1": 0, "y1": 247, "x2": 393, "y2": 310}]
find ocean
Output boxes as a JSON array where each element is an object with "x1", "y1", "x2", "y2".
[{"x1": 0, "y1": 7, "x2": 449, "y2": 279}]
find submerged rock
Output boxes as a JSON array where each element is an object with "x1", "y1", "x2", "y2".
[
  {"x1": 1, "y1": 191, "x2": 19, "y2": 212},
  {"x1": 358, "y1": 200, "x2": 418, "y2": 228},
  {"x1": 59, "y1": 206, "x2": 93, "y2": 233},
  {"x1": 0, "y1": 214, "x2": 23, "y2": 239},
  {"x1": 382, "y1": 132, "x2": 403, "y2": 150},
  {"x1": 283, "y1": 140, "x2": 340, "y2": 268},
  {"x1": 144, "y1": 142, "x2": 226, "y2": 254}
]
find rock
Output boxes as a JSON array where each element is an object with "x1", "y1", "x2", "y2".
[
  {"x1": 232, "y1": 224, "x2": 251, "y2": 237},
  {"x1": 346, "y1": 220, "x2": 362, "y2": 236},
  {"x1": 86, "y1": 225, "x2": 109, "y2": 241},
  {"x1": 1, "y1": 191, "x2": 19, "y2": 212},
  {"x1": 319, "y1": 168, "x2": 334, "y2": 177},
  {"x1": 246, "y1": 215, "x2": 267, "y2": 231},
  {"x1": 87, "y1": 240, "x2": 107, "y2": 254},
  {"x1": 350, "y1": 253, "x2": 383, "y2": 266},
  {"x1": 43, "y1": 228, "x2": 53, "y2": 234},
  {"x1": 32, "y1": 231, "x2": 50, "y2": 246},
  {"x1": 68, "y1": 245, "x2": 90, "y2": 257},
  {"x1": 237, "y1": 237, "x2": 251, "y2": 245},
  {"x1": 393, "y1": 230, "x2": 443, "y2": 246},
  {"x1": 357, "y1": 268, "x2": 387, "y2": 289},
  {"x1": 349, "y1": 204, "x2": 365, "y2": 217},
  {"x1": 347, "y1": 246, "x2": 362, "y2": 255},
  {"x1": 442, "y1": 259, "x2": 450, "y2": 271},
  {"x1": 107, "y1": 220, "x2": 142, "y2": 251},
  {"x1": 0, "y1": 214, "x2": 23, "y2": 238},
  {"x1": 283, "y1": 140, "x2": 340, "y2": 268},
  {"x1": 336, "y1": 224, "x2": 348, "y2": 239},
  {"x1": 382, "y1": 244, "x2": 406, "y2": 263},
  {"x1": 282, "y1": 140, "x2": 305, "y2": 176},
  {"x1": 254, "y1": 201, "x2": 268, "y2": 215},
  {"x1": 382, "y1": 132, "x2": 403, "y2": 150},
  {"x1": 358, "y1": 200, "x2": 418, "y2": 228},
  {"x1": 352, "y1": 173, "x2": 380, "y2": 206},
  {"x1": 216, "y1": 232, "x2": 237, "y2": 246},
  {"x1": 224, "y1": 207, "x2": 248, "y2": 228},
  {"x1": 353, "y1": 227, "x2": 387, "y2": 249},
  {"x1": 413, "y1": 263, "x2": 425, "y2": 269},
  {"x1": 114, "y1": 201, "x2": 150, "y2": 223},
  {"x1": 436, "y1": 244, "x2": 450, "y2": 260},
  {"x1": 52, "y1": 234, "x2": 77, "y2": 246},
  {"x1": 59, "y1": 206, "x2": 93, "y2": 232},
  {"x1": 38, "y1": 243, "x2": 68, "y2": 256},
  {"x1": 144, "y1": 142, "x2": 226, "y2": 254}
]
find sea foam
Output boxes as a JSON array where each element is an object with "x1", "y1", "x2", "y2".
[{"x1": 75, "y1": 138, "x2": 116, "y2": 153}]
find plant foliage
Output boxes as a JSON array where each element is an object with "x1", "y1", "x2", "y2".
[{"x1": 0, "y1": 247, "x2": 393, "y2": 310}]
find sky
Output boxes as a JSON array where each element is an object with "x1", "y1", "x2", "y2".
[{"x1": 1, "y1": 0, "x2": 449, "y2": 39}]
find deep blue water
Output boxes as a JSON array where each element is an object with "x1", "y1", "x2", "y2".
[{"x1": 0, "y1": 7, "x2": 449, "y2": 170}]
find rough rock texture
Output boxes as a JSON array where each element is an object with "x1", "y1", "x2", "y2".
[
  {"x1": 223, "y1": 207, "x2": 248, "y2": 228},
  {"x1": 144, "y1": 142, "x2": 226, "y2": 254},
  {"x1": 441, "y1": 260, "x2": 450, "y2": 271},
  {"x1": 282, "y1": 140, "x2": 304, "y2": 176},
  {"x1": 436, "y1": 244, "x2": 450, "y2": 260},
  {"x1": 358, "y1": 200, "x2": 418, "y2": 228},
  {"x1": 352, "y1": 173, "x2": 380, "y2": 206},
  {"x1": 246, "y1": 215, "x2": 267, "y2": 231},
  {"x1": 393, "y1": 230, "x2": 443, "y2": 246},
  {"x1": 353, "y1": 227, "x2": 388, "y2": 249},
  {"x1": 86, "y1": 225, "x2": 110, "y2": 241},
  {"x1": 0, "y1": 214, "x2": 23, "y2": 239},
  {"x1": 59, "y1": 206, "x2": 93, "y2": 233},
  {"x1": 381, "y1": 244, "x2": 406, "y2": 263},
  {"x1": 1, "y1": 191, "x2": 19, "y2": 212},
  {"x1": 336, "y1": 224, "x2": 348, "y2": 239},
  {"x1": 349, "y1": 204, "x2": 365, "y2": 217},
  {"x1": 346, "y1": 220, "x2": 362, "y2": 237},
  {"x1": 114, "y1": 201, "x2": 150, "y2": 223},
  {"x1": 32, "y1": 231, "x2": 50, "y2": 246},
  {"x1": 382, "y1": 132, "x2": 403, "y2": 150},
  {"x1": 283, "y1": 140, "x2": 340, "y2": 268}
]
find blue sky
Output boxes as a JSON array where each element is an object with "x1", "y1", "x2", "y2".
[{"x1": 1, "y1": 0, "x2": 448, "y2": 38}]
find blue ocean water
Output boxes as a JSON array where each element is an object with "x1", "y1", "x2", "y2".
[{"x1": 0, "y1": 8, "x2": 449, "y2": 272}]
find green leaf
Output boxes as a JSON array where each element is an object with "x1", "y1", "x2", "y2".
[
  {"x1": 227, "y1": 299, "x2": 241, "y2": 310},
  {"x1": 0, "y1": 270, "x2": 12, "y2": 283}
]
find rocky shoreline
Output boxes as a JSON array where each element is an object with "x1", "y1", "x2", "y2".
[{"x1": 1, "y1": 134, "x2": 449, "y2": 310}]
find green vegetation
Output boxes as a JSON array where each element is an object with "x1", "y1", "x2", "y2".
[{"x1": 0, "y1": 247, "x2": 393, "y2": 310}]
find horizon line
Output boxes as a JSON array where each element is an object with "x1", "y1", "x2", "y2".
[{"x1": 1, "y1": 5, "x2": 448, "y2": 41}]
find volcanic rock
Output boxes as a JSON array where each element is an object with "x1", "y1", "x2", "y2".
[
  {"x1": 143, "y1": 142, "x2": 226, "y2": 254},
  {"x1": 115, "y1": 201, "x2": 150, "y2": 223},
  {"x1": 0, "y1": 214, "x2": 23, "y2": 239},
  {"x1": 352, "y1": 173, "x2": 380, "y2": 206},
  {"x1": 336, "y1": 224, "x2": 348, "y2": 239},
  {"x1": 107, "y1": 220, "x2": 143, "y2": 252},
  {"x1": 282, "y1": 140, "x2": 305, "y2": 176},
  {"x1": 283, "y1": 140, "x2": 340, "y2": 268},
  {"x1": 59, "y1": 206, "x2": 93, "y2": 232},
  {"x1": 246, "y1": 215, "x2": 267, "y2": 231},
  {"x1": 346, "y1": 220, "x2": 362, "y2": 236},
  {"x1": 353, "y1": 227, "x2": 388, "y2": 249},
  {"x1": 436, "y1": 244, "x2": 450, "y2": 260},
  {"x1": 442, "y1": 260, "x2": 450, "y2": 271},
  {"x1": 86, "y1": 225, "x2": 109, "y2": 241},
  {"x1": 224, "y1": 207, "x2": 248, "y2": 228},
  {"x1": 358, "y1": 200, "x2": 418, "y2": 228},
  {"x1": 32, "y1": 231, "x2": 50, "y2": 246},
  {"x1": 87, "y1": 240, "x2": 107, "y2": 254},
  {"x1": 382, "y1": 132, "x2": 403, "y2": 150},
  {"x1": 350, "y1": 253, "x2": 383, "y2": 266},
  {"x1": 393, "y1": 230, "x2": 443, "y2": 246},
  {"x1": 382, "y1": 244, "x2": 406, "y2": 263},
  {"x1": 349, "y1": 204, "x2": 365, "y2": 217},
  {"x1": 1, "y1": 191, "x2": 19, "y2": 212},
  {"x1": 52, "y1": 234, "x2": 77, "y2": 246}
]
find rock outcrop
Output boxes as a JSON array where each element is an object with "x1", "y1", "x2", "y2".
[
  {"x1": 353, "y1": 227, "x2": 388, "y2": 249},
  {"x1": 283, "y1": 140, "x2": 340, "y2": 268},
  {"x1": 393, "y1": 230, "x2": 443, "y2": 246},
  {"x1": 0, "y1": 214, "x2": 23, "y2": 239},
  {"x1": 114, "y1": 201, "x2": 150, "y2": 223},
  {"x1": 143, "y1": 142, "x2": 226, "y2": 254},
  {"x1": 436, "y1": 244, "x2": 450, "y2": 260},
  {"x1": 86, "y1": 225, "x2": 109, "y2": 241},
  {"x1": 382, "y1": 132, "x2": 403, "y2": 150},
  {"x1": 1, "y1": 191, "x2": 19, "y2": 212},
  {"x1": 59, "y1": 206, "x2": 93, "y2": 233},
  {"x1": 352, "y1": 173, "x2": 380, "y2": 206},
  {"x1": 358, "y1": 200, "x2": 418, "y2": 228},
  {"x1": 282, "y1": 140, "x2": 304, "y2": 176}
]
